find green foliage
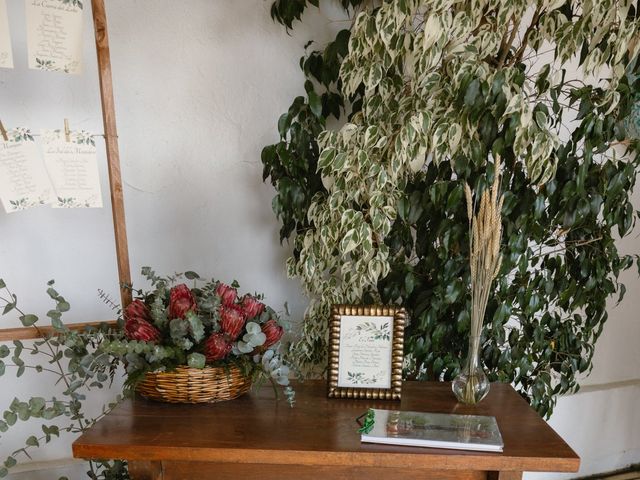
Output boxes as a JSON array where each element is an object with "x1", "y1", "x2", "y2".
[
  {"x1": 0, "y1": 280, "x2": 128, "y2": 479},
  {"x1": 263, "y1": 0, "x2": 640, "y2": 416},
  {"x1": 87, "y1": 461, "x2": 128, "y2": 480},
  {"x1": 187, "y1": 352, "x2": 206, "y2": 369},
  {"x1": 270, "y1": 0, "x2": 362, "y2": 29},
  {"x1": 262, "y1": 26, "x2": 358, "y2": 242}
]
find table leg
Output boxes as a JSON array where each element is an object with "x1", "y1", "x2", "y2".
[
  {"x1": 488, "y1": 472, "x2": 523, "y2": 480},
  {"x1": 128, "y1": 460, "x2": 163, "y2": 480}
]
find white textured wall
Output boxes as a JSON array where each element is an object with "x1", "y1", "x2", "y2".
[{"x1": 0, "y1": 1, "x2": 638, "y2": 478}]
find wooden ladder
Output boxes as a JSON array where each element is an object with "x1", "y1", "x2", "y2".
[{"x1": 0, "y1": 0, "x2": 130, "y2": 341}]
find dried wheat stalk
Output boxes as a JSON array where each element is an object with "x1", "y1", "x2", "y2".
[
  {"x1": 460, "y1": 156, "x2": 503, "y2": 402},
  {"x1": 465, "y1": 156, "x2": 503, "y2": 343}
]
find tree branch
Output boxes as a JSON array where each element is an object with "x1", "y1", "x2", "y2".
[
  {"x1": 497, "y1": 15, "x2": 519, "y2": 67},
  {"x1": 511, "y1": 7, "x2": 543, "y2": 66}
]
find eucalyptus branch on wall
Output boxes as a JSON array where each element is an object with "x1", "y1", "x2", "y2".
[
  {"x1": 264, "y1": 0, "x2": 640, "y2": 416},
  {"x1": 0, "y1": 279, "x2": 127, "y2": 479}
]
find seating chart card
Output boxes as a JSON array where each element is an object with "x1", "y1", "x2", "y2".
[
  {"x1": 0, "y1": 0, "x2": 13, "y2": 68},
  {"x1": 0, "y1": 128, "x2": 54, "y2": 213},
  {"x1": 42, "y1": 130, "x2": 102, "y2": 208},
  {"x1": 41, "y1": 129, "x2": 103, "y2": 208},
  {"x1": 26, "y1": 0, "x2": 83, "y2": 74}
]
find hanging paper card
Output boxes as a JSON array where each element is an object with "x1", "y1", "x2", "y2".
[
  {"x1": 41, "y1": 129, "x2": 102, "y2": 208},
  {"x1": 26, "y1": 0, "x2": 83, "y2": 74},
  {"x1": 0, "y1": 0, "x2": 13, "y2": 68},
  {"x1": 0, "y1": 128, "x2": 54, "y2": 213}
]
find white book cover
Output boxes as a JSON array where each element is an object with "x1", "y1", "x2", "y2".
[{"x1": 361, "y1": 408, "x2": 504, "y2": 453}]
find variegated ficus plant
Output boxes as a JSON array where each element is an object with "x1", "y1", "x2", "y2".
[{"x1": 264, "y1": 0, "x2": 640, "y2": 416}]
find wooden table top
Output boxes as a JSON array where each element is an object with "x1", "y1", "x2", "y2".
[{"x1": 72, "y1": 381, "x2": 579, "y2": 473}]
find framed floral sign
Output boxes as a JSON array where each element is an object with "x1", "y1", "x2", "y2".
[{"x1": 328, "y1": 305, "x2": 406, "y2": 400}]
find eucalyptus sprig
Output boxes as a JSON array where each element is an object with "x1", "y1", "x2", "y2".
[{"x1": 0, "y1": 278, "x2": 128, "y2": 480}]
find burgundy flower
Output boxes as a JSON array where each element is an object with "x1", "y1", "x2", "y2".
[
  {"x1": 123, "y1": 299, "x2": 160, "y2": 342},
  {"x1": 204, "y1": 333, "x2": 232, "y2": 361},
  {"x1": 169, "y1": 284, "x2": 197, "y2": 319},
  {"x1": 124, "y1": 299, "x2": 152, "y2": 323},
  {"x1": 241, "y1": 295, "x2": 265, "y2": 320},
  {"x1": 215, "y1": 282, "x2": 237, "y2": 307},
  {"x1": 261, "y1": 319, "x2": 284, "y2": 348},
  {"x1": 124, "y1": 317, "x2": 161, "y2": 343},
  {"x1": 220, "y1": 304, "x2": 246, "y2": 340}
]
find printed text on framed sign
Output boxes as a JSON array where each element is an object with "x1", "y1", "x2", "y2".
[{"x1": 328, "y1": 305, "x2": 405, "y2": 400}]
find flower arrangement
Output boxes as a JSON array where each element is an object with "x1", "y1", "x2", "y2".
[{"x1": 102, "y1": 267, "x2": 294, "y2": 404}]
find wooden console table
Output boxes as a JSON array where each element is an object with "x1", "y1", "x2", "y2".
[{"x1": 72, "y1": 381, "x2": 579, "y2": 480}]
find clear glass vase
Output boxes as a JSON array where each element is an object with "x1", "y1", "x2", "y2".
[{"x1": 452, "y1": 335, "x2": 490, "y2": 404}]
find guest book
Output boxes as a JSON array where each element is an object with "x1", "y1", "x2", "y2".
[{"x1": 360, "y1": 408, "x2": 504, "y2": 452}]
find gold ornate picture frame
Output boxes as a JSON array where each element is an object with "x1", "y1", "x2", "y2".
[{"x1": 328, "y1": 304, "x2": 406, "y2": 400}]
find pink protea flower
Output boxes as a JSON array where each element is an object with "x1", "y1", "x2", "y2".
[
  {"x1": 124, "y1": 299, "x2": 152, "y2": 323},
  {"x1": 261, "y1": 319, "x2": 284, "y2": 348},
  {"x1": 215, "y1": 282, "x2": 237, "y2": 307},
  {"x1": 124, "y1": 317, "x2": 161, "y2": 343},
  {"x1": 241, "y1": 295, "x2": 265, "y2": 320},
  {"x1": 168, "y1": 284, "x2": 197, "y2": 319},
  {"x1": 123, "y1": 299, "x2": 160, "y2": 342},
  {"x1": 220, "y1": 304, "x2": 246, "y2": 340},
  {"x1": 204, "y1": 333, "x2": 232, "y2": 361}
]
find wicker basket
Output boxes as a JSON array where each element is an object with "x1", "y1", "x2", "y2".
[{"x1": 136, "y1": 365, "x2": 252, "y2": 403}]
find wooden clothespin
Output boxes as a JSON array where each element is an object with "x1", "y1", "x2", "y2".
[
  {"x1": 0, "y1": 120, "x2": 8, "y2": 142},
  {"x1": 64, "y1": 118, "x2": 71, "y2": 142}
]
